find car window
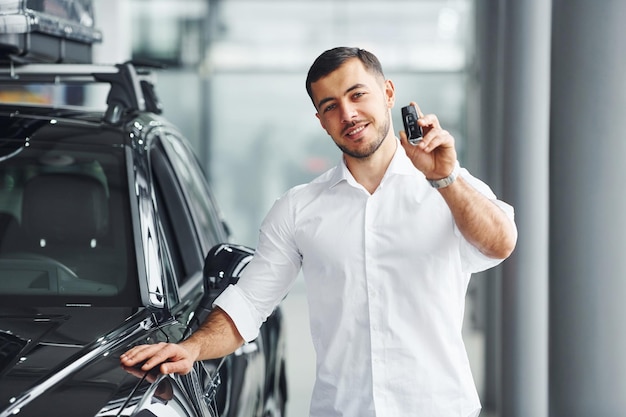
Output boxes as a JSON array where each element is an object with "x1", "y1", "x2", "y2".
[
  {"x1": 157, "y1": 218, "x2": 181, "y2": 309},
  {"x1": 0, "y1": 137, "x2": 139, "y2": 306},
  {"x1": 160, "y1": 132, "x2": 227, "y2": 253},
  {"x1": 150, "y1": 138, "x2": 203, "y2": 285}
]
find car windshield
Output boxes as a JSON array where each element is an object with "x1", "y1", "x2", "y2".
[{"x1": 0, "y1": 135, "x2": 139, "y2": 306}]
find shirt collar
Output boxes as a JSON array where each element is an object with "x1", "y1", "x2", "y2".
[
  {"x1": 386, "y1": 139, "x2": 423, "y2": 177},
  {"x1": 328, "y1": 157, "x2": 353, "y2": 189},
  {"x1": 328, "y1": 138, "x2": 422, "y2": 189}
]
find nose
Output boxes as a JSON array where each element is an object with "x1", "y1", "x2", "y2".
[{"x1": 340, "y1": 102, "x2": 358, "y2": 123}]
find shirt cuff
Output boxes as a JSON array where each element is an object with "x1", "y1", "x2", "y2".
[{"x1": 213, "y1": 284, "x2": 262, "y2": 342}]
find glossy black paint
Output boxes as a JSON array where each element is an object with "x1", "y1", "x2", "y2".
[{"x1": 0, "y1": 63, "x2": 287, "y2": 417}]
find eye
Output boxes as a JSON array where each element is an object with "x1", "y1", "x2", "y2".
[
  {"x1": 353, "y1": 91, "x2": 366, "y2": 99},
  {"x1": 323, "y1": 103, "x2": 336, "y2": 113}
]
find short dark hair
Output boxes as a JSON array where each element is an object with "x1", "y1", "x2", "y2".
[{"x1": 305, "y1": 47, "x2": 385, "y2": 105}]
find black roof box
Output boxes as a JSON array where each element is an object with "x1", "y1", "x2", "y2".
[{"x1": 0, "y1": 0, "x2": 103, "y2": 64}]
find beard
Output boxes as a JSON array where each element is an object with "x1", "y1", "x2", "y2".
[{"x1": 334, "y1": 111, "x2": 391, "y2": 159}]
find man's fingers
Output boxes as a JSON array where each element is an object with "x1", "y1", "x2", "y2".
[
  {"x1": 121, "y1": 343, "x2": 172, "y2": 369},
  {"x1": 120, "y1": 344, "x2": 155, "y2": 365},
  {"x1": 419, "y1": 128, "x2": 454, "y2": 153},
  {"x1": 120, "y1": 343, "x2": 195, "y2": 375},
  {"x1": 418, "y1": 113, "x2": 441, "y2": 130},
  {"x1": 160, "y1": 360, "x2": 193, "y2": 375},
  {"x1": 407, "y1": 101, "x2": 424, "y2": 118}
]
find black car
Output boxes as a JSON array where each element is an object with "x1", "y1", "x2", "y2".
[{"x1": 0, "y1": 62, "x2": 287, "y2": 417}]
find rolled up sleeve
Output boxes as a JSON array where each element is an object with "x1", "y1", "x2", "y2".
[
  {"x1": 456, "y1": 168, "x2": 516, "y2": 273},
  {"x1": 213, "y1": 284, "x2": 264, "y2": 342}
]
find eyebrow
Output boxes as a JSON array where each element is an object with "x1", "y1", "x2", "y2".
[{"x1": 316, "y1": 83, "x2": 367, "y2": 110}]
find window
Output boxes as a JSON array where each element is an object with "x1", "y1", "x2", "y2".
[
  {"x1": 0, "y1": 136, "x2": 138, "y2": 306},
  {"x1": 150, "y1": 137, "x2": 202, "y2": 285},
  {"x1": 161, "y1": 133, "x2": 227, "y2": 253}
]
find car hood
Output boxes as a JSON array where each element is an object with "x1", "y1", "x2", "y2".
[{"x1": 0, "y1": 306, "x2": 166, "y2": 417}]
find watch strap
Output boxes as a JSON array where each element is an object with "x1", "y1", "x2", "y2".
[{"x1": 428, "y1": 161, "x2": 460, "y2": 189}]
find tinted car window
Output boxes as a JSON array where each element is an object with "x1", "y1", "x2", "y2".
[
  {"x1": 0, "y1": 137, "x2": 139, "y2": 306},
  {"x1": 161, "y1": 133, "x2": 227, "y2": 253},
  {"x1": 150, "y1": 138, "x2": 202, "y2": 285}
]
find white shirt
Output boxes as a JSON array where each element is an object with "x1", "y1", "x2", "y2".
[{"x1": 215, "y1": 143, "x2": 515, "y2": 417}]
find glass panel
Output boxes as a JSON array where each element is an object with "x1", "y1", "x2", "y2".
[
  {"x1": 194, "y1": 0, "x2": 473, "y2": 246},
  {"x1": 162, "y1": 133, "x2": 227, "y2": 253},
  {"x1": 150, "y1": 139, "x2": 201, "y2": 283},
  {"x1": 130, "y1": 0, "x2": 207, "y2": 67},
  {"x1": 0, "y1": 137, "x2": 138, "y2": 305}
]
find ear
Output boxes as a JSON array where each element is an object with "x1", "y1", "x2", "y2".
[
  {"x1": 315, "y1": 112, "x2": 330, "y2": 134},
  {"x1": 384, "y1": 79, "x2": 396, "y2": 108}
]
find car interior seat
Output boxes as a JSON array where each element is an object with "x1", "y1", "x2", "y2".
[
  {"x1": 21, "y1": 173, "x2": 109, "y2": 248},
  {"x1": 17, "y1": 173, "x2": 118, "y2": 290},
  {"x1": 0, "y1": 212, "x2": 19, "y2": 250}
]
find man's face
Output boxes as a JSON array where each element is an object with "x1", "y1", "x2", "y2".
[{"x1": 311, "y1": 58, "x2": 395, "y2": 159}]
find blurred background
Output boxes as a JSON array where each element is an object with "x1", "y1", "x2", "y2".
[{"x1": 91, "y1": 1, "x2": 626, "y2": 416}]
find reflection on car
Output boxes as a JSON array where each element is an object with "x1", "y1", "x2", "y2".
[{"x1": 0, "y1": 62, "x2": 287, "y2": 417}]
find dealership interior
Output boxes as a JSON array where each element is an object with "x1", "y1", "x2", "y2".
[{"x1": 90, "y1": 1, "x2": 625, "y2": 416}]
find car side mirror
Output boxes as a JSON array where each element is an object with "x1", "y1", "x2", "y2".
[{"x1": 194, "y1": 243, "x2": 254, "y2": 322}]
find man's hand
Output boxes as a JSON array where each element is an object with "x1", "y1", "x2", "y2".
[
  {"x1": 399, "y1": 101, "x2": 458, "y2": 180},
  {"x1": 120, "y1": 307, "x2": 244, "y2": 376},
  {"x1": 398, "y1": 102, "x2": 517, "y2": 259},
  {"x1": 120, "y1": 342, "x2": 198, "y2": 375}
]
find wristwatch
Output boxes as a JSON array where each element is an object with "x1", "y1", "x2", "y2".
[{"x1": 428, "y1": 161, "x2": 460, "y2": 189}]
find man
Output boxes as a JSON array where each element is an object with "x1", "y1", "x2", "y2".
[{"x1": 121, "y1": 47, "x2": 517, "y2": 417}]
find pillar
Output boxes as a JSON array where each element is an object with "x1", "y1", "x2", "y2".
[{"x1": 549, "y1": 0, "x2": 626, "y2": 415}]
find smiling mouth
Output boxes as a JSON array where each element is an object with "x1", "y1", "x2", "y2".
[{"x1": 345, "y1": 124, "x2": 367, "y2": 137}]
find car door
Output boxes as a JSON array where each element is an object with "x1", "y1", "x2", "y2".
[
  {"x1": 149, "y1": 129, "x2": 266, "y2": 417},
  {"x1": 147, "y1": 130, "x2": 234, "y2": 416}
]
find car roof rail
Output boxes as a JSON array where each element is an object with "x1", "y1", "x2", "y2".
[{"x1": 0, "y1": 61, "x2": 163, "y2": 124}]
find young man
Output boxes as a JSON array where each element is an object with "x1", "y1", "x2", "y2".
[{"x1": 121, "y1": 47, "x2": 517, "y2": 417}]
